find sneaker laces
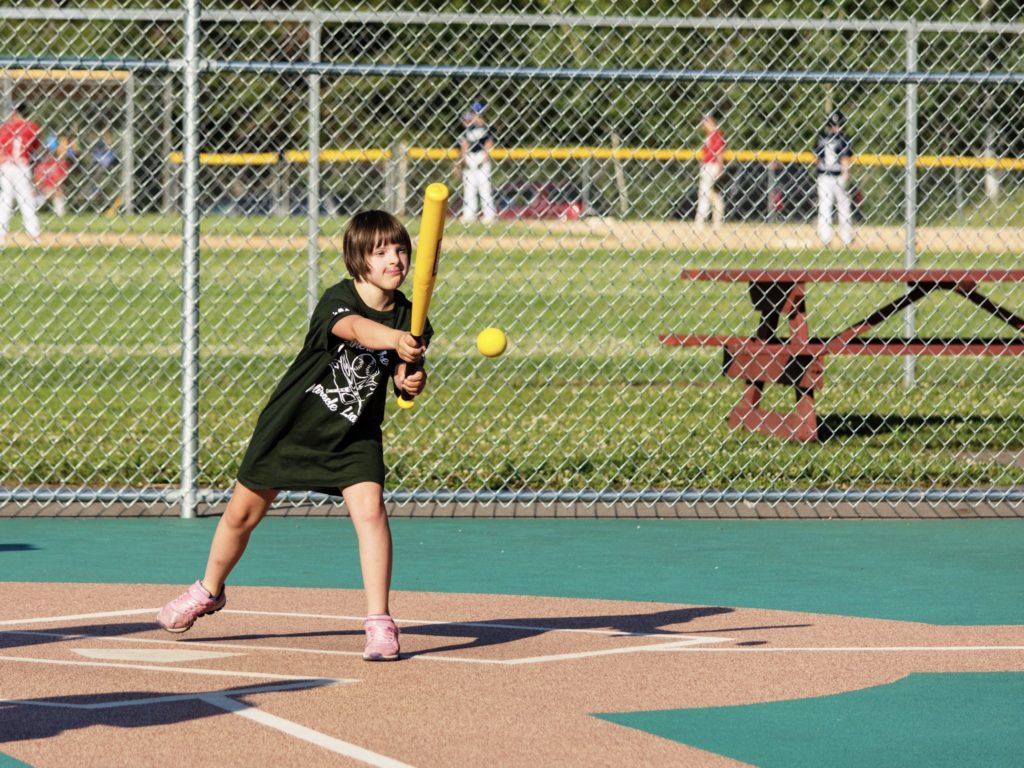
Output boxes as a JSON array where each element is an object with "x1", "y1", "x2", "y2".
[
  {"x1": 175, "y1": 589, "x2": 210, "y2": 614},
  {"x1": 366, "y1": 620, "x2": 397, "y2": 643},
  {"x1": 177, "y1": 595, "x2": 203, "y2": 612}
]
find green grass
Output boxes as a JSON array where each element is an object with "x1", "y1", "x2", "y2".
[{"x1": 2, "y1": 229, "x2": 1024, "y2": 493}]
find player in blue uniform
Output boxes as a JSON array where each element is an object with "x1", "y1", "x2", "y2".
[
  {"x1": 457, "y1": 102, "x2": 497, "y2": 224},
  {"x1": 814, "y1": 110, "x2": 854, "y2": 247}
]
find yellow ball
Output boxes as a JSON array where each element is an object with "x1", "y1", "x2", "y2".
[{"x1": 476, "y1": 327, "x2": 507, "y2": 358}]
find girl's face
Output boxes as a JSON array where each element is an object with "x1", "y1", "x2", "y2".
[{"x1": 363, "y1": 240, "x2": 409, "y2": 290}]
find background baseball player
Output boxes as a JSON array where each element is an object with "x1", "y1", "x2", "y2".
[
  {"x1": 34, "y1": 134, "x2": 76, "y2": 217},
  {"x1": 814, "y1": 109, "x2": 854, "y2": 247},
  {"x1": 456, "y1": 101, "x2": 497, "y2": 224},
  {"x1": 695, "y1": 111, "x2": 726, "y2": 228},
  {"x1": 0, "y1": 101, "x2": 42, "y2": 246}
]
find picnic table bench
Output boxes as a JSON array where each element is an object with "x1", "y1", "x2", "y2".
[{"x1": 660, "y1": 268, "x2": 1024, "y2": 442}]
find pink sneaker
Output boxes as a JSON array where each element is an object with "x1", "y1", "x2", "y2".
[
  {"x1": 363, "y1": 615, "x2": 400, "y2": 661},
  {"x1": 157, "y1": 580, "x2": 226, "y2": 633}
]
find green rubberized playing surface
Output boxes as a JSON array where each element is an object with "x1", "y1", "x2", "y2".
[
  {"x1": 2, "y1": 518, "x2": 1021, "y2": 625},
  {"x1": 600, "y1": 673, "x2": 1024, "y2": 768}
]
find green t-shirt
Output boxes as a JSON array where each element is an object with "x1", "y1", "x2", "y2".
[{"x1": 236, "y1": 279, "x2": 431, "y2": 494}]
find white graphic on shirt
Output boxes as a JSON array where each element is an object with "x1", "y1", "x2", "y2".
[
  {"x1": 305, "y1": 304, "x2": 396, "y2": 423},
  {"x1": 311, "y1": 348, "x2": 376, "y2": 428},
  {"x1": 306, "y1": 342, "x2": 393, "y2": 423}
]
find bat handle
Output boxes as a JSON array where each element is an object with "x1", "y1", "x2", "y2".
[{"x1": 395, "y1": 337, "x2": 424, "y2": 410}]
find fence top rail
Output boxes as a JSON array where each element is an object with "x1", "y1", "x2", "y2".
[
  {"x1": 4, "y1": 7, "x2": 1024, "y2": 35},
  {"x1": 681, "y1": 268, "x2": 1024, "y2": 284}
]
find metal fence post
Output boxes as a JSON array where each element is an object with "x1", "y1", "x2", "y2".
[
  {"x1": 307, "y1": 18, "x2": 322, "y2": 317},
  {"x1": 396, "y1": 141, "x2": 408, "y2": 215},
  {"x1": 180, "y1": 0, "x2": 201, "y2": 519},
  {"x1": 161, "y1": 74, "x2": 175, "y2": 214},
  {"x1": 903, "y1": 21, "x2": 918, "y2": 389},
  {"x1": 121, "y1": 73, "x2": 135, "y2": 214}
]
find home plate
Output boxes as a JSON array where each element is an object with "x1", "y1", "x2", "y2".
[{"x1": 73, "y1": 648, "x2": 242, "y2": 663}]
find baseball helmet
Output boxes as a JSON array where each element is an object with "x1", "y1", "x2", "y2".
[{"x1": 826, "y1": 109, "x2": 846, "y2": 127}]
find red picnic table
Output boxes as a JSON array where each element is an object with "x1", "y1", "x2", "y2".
[{"x1": 660, "y1": 268, "x2": 1024, "y2": 442}]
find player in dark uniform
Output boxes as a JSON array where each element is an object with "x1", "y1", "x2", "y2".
[
  {"x1": 457, "y1": 101, "x2": 497, "y2": 223},
  {"x1": 814, "y1": 110, "x2": 854, "y2": 246},
  {"x1": 157, "y1": 211, "x2": 431, "y2": 662}
]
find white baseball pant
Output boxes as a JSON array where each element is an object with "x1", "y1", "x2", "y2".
[
  {"x1": 696, "y1": 162, "x2": 724, "y2": 226},
  {"x1": 461, "y1": 154, "x2": 495, "y2": 223},
  {"x1": 0, "y1": 161, "x2": 41, "y2": 241},
  {"x1": 817, "y1": 174, "x2": 852, "y2": 246}
]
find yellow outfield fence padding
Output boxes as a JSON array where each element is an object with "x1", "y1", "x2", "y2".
[
  {"x1": 166, "y1": 145, "x2": 1024, "y2": 171},
  {"x1": 2, "y1": 68, "x2": 131, "y2": 82},
  {"x1": 284, "y1": 148, "x2": 392, "y2": 163},
  {"x1": 168, "y1": 152, "x2": 279, "y2": 166}
]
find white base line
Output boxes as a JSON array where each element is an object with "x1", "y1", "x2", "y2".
[
  {"x1": 222, "y1": 610, "x2": 675, "y2": 638},
  {"x1": 3, "y1": 608, "x2": 694, "y2": 640},
  {"x1": 0, "y1": 680, "x2": 336, "y2": 710},
  {"x1": 203, "y1": 693, "x2": 416, "y2": 768},
  {"x1": 0, "y1": 609, "x2": 157, "y2": 626},
  {"x1": 0, "y1": 628, "x2": 734, "y2": 666},
  {"x1": 2, "y1": 628, "x2": 369, "y2": 658},
  {"x1": 0, "y1": 654, "x2": 355, "y2": 682},
  {"x1": 504, "y1": 636, "x2": 734, "y2": 665},
  {"x1": 2, "y1": 679, "x2": 403, "y2": 767},
  {"x1": 5, "y1": 610, "x2": 1018, "y2": 660}
]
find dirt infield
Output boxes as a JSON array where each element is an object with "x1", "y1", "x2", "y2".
[
  {"x1": 14, "y1": 218, "x2": 1024, "y2": 255},
  {"x1": 2, "y1": 582, "x2": 1022, "y2": 767}
]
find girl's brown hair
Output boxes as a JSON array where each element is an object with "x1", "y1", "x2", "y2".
[{"x1": 342, "y1": 210, "x2": 412, "y2": 280}]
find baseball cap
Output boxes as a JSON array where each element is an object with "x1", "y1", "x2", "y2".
[
  {"x1": 827, "y1": 109, "x2": 846, "y2": 126},
  {"x1": 470, "y1": 101, "x2": 486, "y2": 114}
]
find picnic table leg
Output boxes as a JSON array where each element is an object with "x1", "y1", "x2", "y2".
[
  {"x1": 793, "y1": 386, "x2": 818, "y2": 442},
  {"x1": 787, "y1": 286, "x2": 819, "y2": 441},
  {"x1": 729, "y1": 383, "x2": 818, "y2": 442},
  {"x1": 727, "y1": 281, "x2": 820, "y2": 442},
  {"x1": 728, "y1": 381, "x2": 764, "y2": 430}
]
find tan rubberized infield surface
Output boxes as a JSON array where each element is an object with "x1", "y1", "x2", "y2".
[
  {"x1": 2, "y1": 582, "x2": 1023, "y2": 767},
  {"x1": 10, "y1": 218, "x2": 1024, "y2": 255}
]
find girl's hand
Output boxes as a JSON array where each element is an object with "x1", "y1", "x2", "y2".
[
  {"x1": 395, "y1": 332, "x2": 425, "y2": 364},
  {"x1": 394, "y1": 363, "x2": 427, "y2": 396}
]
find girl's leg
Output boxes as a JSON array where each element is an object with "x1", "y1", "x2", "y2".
[
  {"x1": 342, "y1": 481, "x2": 392, "y2": 616},
  {"x1": 201, "y1": 482, "x2": 277, "y2": 596}
]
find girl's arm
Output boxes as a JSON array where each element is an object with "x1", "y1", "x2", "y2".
[{"x1": 332, "y1": 314, "x2": 424, "y2": 363}]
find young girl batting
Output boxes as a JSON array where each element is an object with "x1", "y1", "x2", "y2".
[{"x1": 157, "y1": 210, "x2": 431, "y2": 661}]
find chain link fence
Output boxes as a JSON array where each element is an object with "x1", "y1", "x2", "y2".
[{"x1": 2, "y1": 2, "x2": 1023, "y2": 517}]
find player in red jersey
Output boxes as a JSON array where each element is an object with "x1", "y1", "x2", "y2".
[
  {"x1": 695, "y1": 111, "x2": 726, "y2": 228},
  {"x1": 0, "y1": 102, "x2": 42, "y2": 245}
]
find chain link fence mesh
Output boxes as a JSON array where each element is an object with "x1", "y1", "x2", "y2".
[{"x1": 2, "y1": 2, "x2": 1023, "y2": 516}]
